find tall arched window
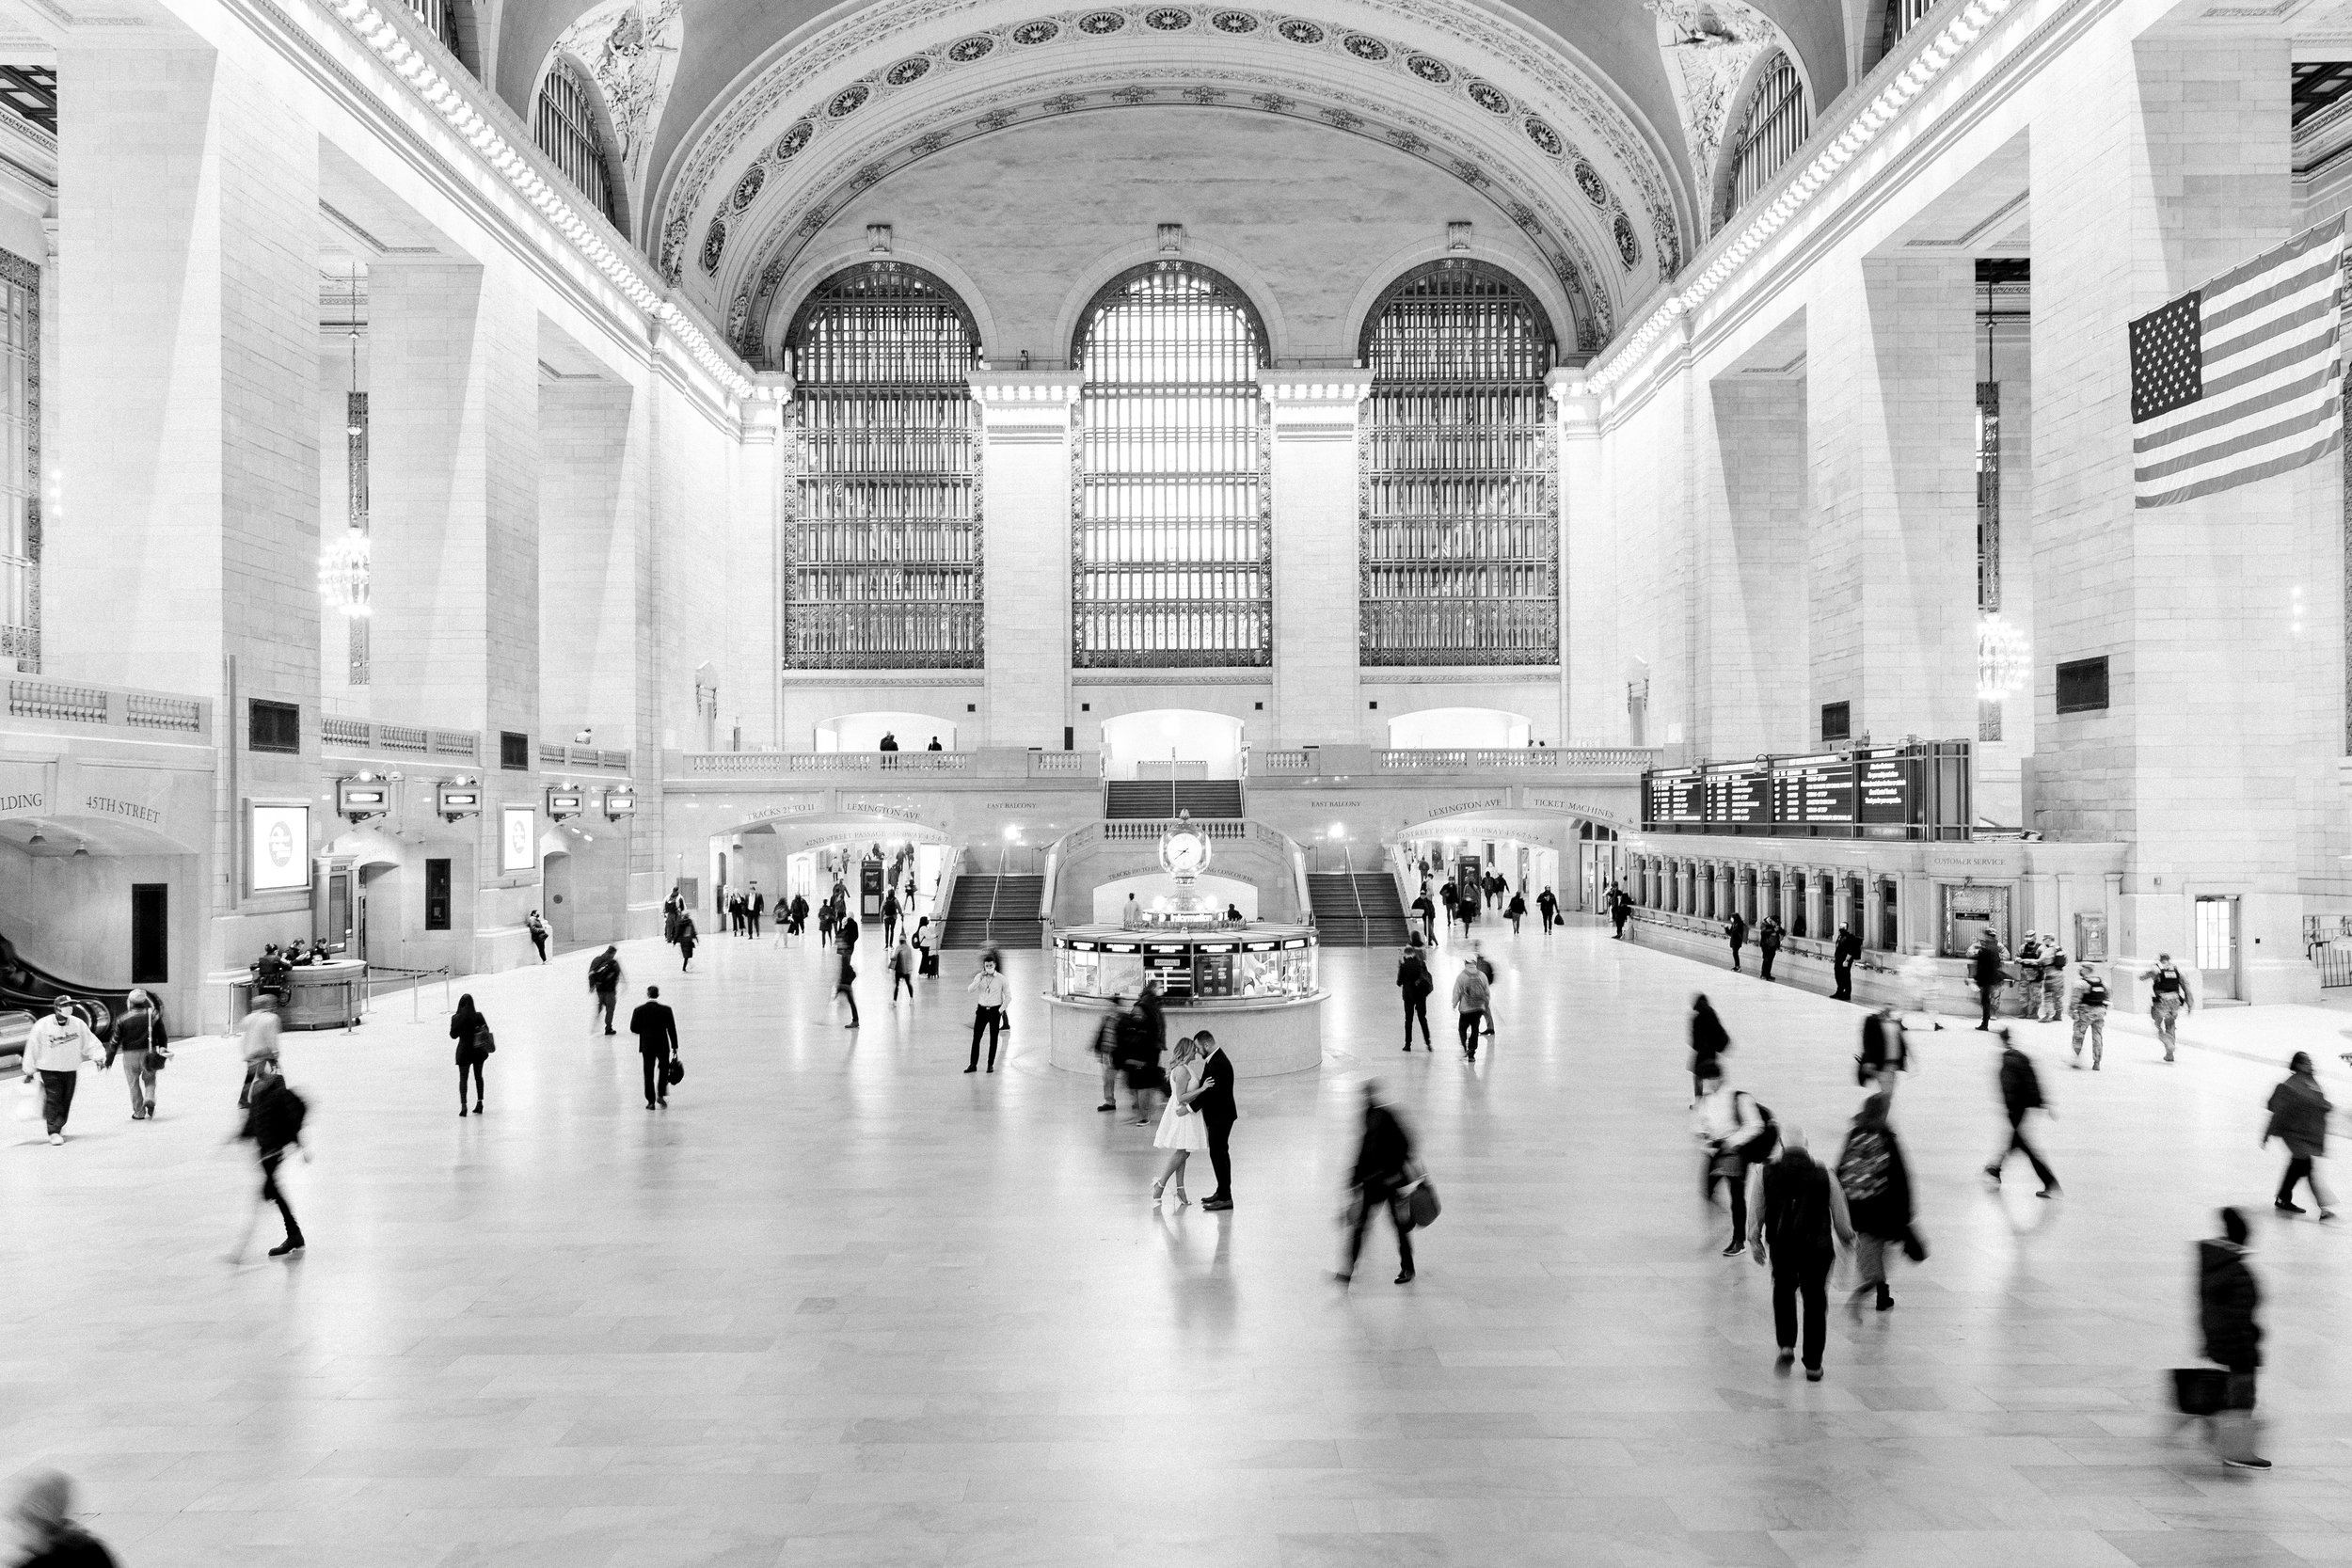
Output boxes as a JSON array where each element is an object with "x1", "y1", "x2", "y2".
[
  {"x1": 1359, "y1": 261, "x2": 1558, "y2": 665},
  {"x1": 786, "y1": 263, "x2": 983, "y2": 669},
  {"x1": 1724, "y1": 52, "x2": 1809, "y2": 222},
  {"x1": 535, "y1": 58, "x2": 619, "y2": 225},
  {"x1": 1073, "y1": 261, "x2": 1269, "y2": 668}
]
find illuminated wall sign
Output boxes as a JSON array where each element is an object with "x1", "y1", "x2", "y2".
[
  {"x1": 436, "y1": 783, "x2": 482, "y2": 820},
  {"x1": 545, "y1": 788, "x2": 585, "y2": 821},
  {"x1": 248, "y1": 803, "x2": 310, "y2": 893},
  {"x1": 336, "y1": 778, "x2": 389, "y2": 820},
  {"x1": 603, "y1": 789, "x2": 637, "y2": 819},
  {"x1": 501, "y1": 804, "x2": 536, "y2": 872}
]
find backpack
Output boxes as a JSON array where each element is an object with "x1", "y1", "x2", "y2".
[
  {"x1": 1735, "y1": 1092, "x2": 1780, "y2": 1163},
  {"x1": 1837, "y1": 1126, "x2": 1892, "y2": 1201},
  {"x1": 589, "y1": 957, "x2": 618, "y2": 990}
]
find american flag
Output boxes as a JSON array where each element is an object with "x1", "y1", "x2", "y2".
[{"x1": 2130, "y1": 216, "x2": 2344, "y2": 508}]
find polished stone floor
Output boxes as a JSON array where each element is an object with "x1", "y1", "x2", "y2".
[{"x1": 7, "y1": 918, "x2": 2352, "y2": 1567}]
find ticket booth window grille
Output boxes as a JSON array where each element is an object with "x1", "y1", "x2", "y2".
[
  {"x1": 1359, "y1": 261, "x2": 1558, "y2": 666},
  {"x1": 1724, "y1": 53, "x2": 1809, "y2": 223},
  {"x1": 0, "y1": 250, "x2": 35, "y2": 673},
  {"x1": 534, "y1": 58, "x2": 619, "y2": 225},
  {"x1": 787, "y1": 263, "x2": 983, "y2": 669},
  {"x1": 1073, "y1": 261, "x2": 1270, "y2": 668}
]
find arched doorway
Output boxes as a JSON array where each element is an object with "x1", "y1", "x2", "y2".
[
  {"x1": 1098, "y1": 709, "x2": 1245, "y2": 782},
  {"x1": 814, "y1": 712, "x2": 959, "y2": 752},
  {"x1": 541, "y1": 848, "x2": 574, "y2": 947},
  {"x1": 1386, "y1": 706, "x2": 1532, "y2": 751}
]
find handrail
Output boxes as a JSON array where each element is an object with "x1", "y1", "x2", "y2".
[{"x1": 1343, "y1": 843, "x2": 1367, "y2": 931}]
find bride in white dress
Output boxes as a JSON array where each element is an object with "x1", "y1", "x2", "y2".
[{"x1": 1152, "y1": 1036, "x2": 1210, "y2": 1206}]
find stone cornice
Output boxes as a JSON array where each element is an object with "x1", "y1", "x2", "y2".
[
  {"x1": 1258, "y1": 369, "x2": 1375, "y2": 403},
  {"x1": 968, "y1": 371, "x2": 1085, "y2": 404}
]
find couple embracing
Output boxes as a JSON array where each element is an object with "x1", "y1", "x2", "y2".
[{"x1": 1150, "y1": 1031, "x2": 1235, "y2": 1211}]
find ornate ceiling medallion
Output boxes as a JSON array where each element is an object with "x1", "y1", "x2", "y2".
[
  {"x1": 1573, "y1": 161, "x2": 1607, "y2": 207},
  {"x1": 730, "y1": 166, "x2": 765, "y2": 210},
  {"x1": 776, "y1": 119, "x2": 814, "y2": 160},
  {"x1": 1145, "y1": 8, "x2": 1193, "y2": 28},
  {"x1": 1405, "y1": 55, "x2": 1448, "y2": 85},
  {"x1": 1211, "y1": 10, "x2": 1258, "y2": 32},
  {"x1": 1341, "y1": 34, "x2": 1388, "y2": 60},
  {"x1": 886, "y1": 56, "x2": 933, "y2": 86},
  {"x1": 1522, "y1": 116, "x2": 1561, "y2": 158},
  {"x1": 1012, "y1": 19, "x2": 1059, "y2": 42},
  {"x1": 948, "y1": 34, "x2": 998, "y2": 59},
  {"x1": 1613, "y1": 211, "x2": 1639, "y2": 268},
  {"x1": 1275, "y1": 18, "x2": 1324, "y2": 43},
  {"x1": 827, "y1": 84, "x2": 870, "y2": 118},
  {"x1": 1077, "y1": 10, "x2": 1127, "y2": 33},
  {"x1": 1466, "y1": 80, "x2": 1511, "y2": 116}
]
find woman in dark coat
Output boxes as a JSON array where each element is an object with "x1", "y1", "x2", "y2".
[
  {"x1": 2264, "y1": 1052, "x2": 2333, "y2": 1217},
  {"x1": 1836, "y1": 1092, "x2": 1914, "y2": 1311},
  {"x1": 1688, "y1": 993, "x2": 1729, "y2": 1096},
  {"x1": 2198, "y1": 1207, "x2": 2267, "y2": 1467},
  {"x1": 449, "y1": 993, "x2": 489, "y2": 1116}
]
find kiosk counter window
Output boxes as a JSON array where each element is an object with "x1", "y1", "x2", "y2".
[{"x1": 1051, "y1": 928, "x2": 1318, "y2": 1002}]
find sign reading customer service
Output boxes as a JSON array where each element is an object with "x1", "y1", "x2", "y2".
[
  {"x1": 248, "y1": 803, "x2": 310, "y2": 893},
  {"x1": 501, "y1": 804, "x2": 536, "y2": 873}
]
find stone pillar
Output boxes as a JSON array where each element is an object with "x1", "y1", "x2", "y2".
[
  {"x1": 1701, "y1": 374, "x2": 1810, "y2": 753},
  {"x1": 970, "y1": 373, "x2": 1080, "y2": 751},
  {"x1": 728, "y1": 380, "x2": 785, "y2": 751},
  {"x1": 1553, "y1": 372, "x2": 1613, "y2": 743},
  {"x1": 2031, "y1": 29, "x2": 2312, "y2": 1003},
  {"x1": 1805, "y1": 254, "x2": 1979, "y2": 744},
  {"x1": 539, "y1": 373, "x2": 646, "y2": 749},
  {"x1": 1263, "y1": 372, "x2": 1372, "y2": 747},
  {"x1": 368, "y1": 259, "x2": 541, "y2": 741},
  {"x1": 49, "y1": 36, "x2": 323, "y2": 979}
]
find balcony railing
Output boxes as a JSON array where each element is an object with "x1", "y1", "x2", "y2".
[
  {"x1": 540, "y1": 742, "x2": 633, "y2": 772},
  {"x1": 322, "y1": 718, "x2": 479, "y2": 762},
  {"x1": 5, "y1": 678, "x2": 211, "y2": 740},
  {"x1": 685, "y1": 750, "x2": 973, "y2": 778},
  {"x1": 1374, "y1": 747, "x2": 1652, "y2": 770}
]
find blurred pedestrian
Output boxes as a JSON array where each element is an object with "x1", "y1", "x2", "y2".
[
  {"x1": 2069, "y1": 962, "x2": 2109, "y2": 1069},
  {"x1": 2265, "y1": 1052, "x2": 2334, "y2": 1219},
  {"x1": 1396, "y1": 938, "x2": 1435, "y2": 1052},
  {"x1": 236, "y1": 993, "x2": 281, "y2": 1110},
  {"x1": 103, "y1": 988, "x2": 167, "y2": 1121},
  {"x1": 1092, "y1": 994, "x2": 1127, "y2": 1111},
  {"x1": 1609, "y1": 881, "x2": 1631, "y2": 939},
  {"x1": 1335, "y1": 1080, "x2": 1419, "y2": 1286},
  {"x1": 675, "y1": 913, "x2": 698, "y2": 972},
  {"x1": 20, "y1": 995, "x2": 100, "y2": 1145},
  {"x1": 1836, "y1": 1091, "x2": 1915, "y2": 1312},
  {"x1": 526, "y1": 909, "x2": 549, "y2": 962},
  {"x1": 1751, "y1": 1126, "x2": 1853, "y2": 1382},
  {"x1": 450, "y1": 993, "x2": 491, "y2": 1117},
  {"x1": 834, "y1": 932, "x2": 861, "y2": 1030},
  {"x1": 7, "y1": 1469, "x2": 118, "y2": 1567},
  {"x1": 588, "y1": 945, "x2": 623, "y2": 1034},
  {"x1": 1506, "y1": 891, "x2": 1527, "y2": 934},
  {"x1": 964, "y1": 954, "x2": 1006, "y2": 1070},
  {"x1": 1689, "y1": 992, "x2": 1729, "y2": 1096},
  {"x1": 2196, "y1": 1207, "x2": 2268, "y2": 1467},
  {"x1": 229, "y1": 1060, "x2": 309, "y2": 1260},
  {"x1": 1692, "y1": 1061, "x2": 1770, "y2": 1257},
  {"x1": 1970, "y1": 929, "x2": 2008, "y2": 1030},
  {"x1": 630, "y1": 985, "x2": 677, "y2": 1109},
  {"x1": 1151, "y1": 1035, "x2": 1208, "y2": 1207},
  {"x1": 889, "y1": 931, "x2": 916, "y2": 1001},
  {"x1": 1832, "y1": 922, "x2": 1863, "y2": 1001},
  {"x1": 2141, "y1": 953, "x2": 2193, "y2": 1063},
  {"x1": 1857, "y1": 1006, "x2": 1908, "y2": 1099},
  {"x1": 1986, "y1": 1026, "x2": 2059, "y2": 1197}
]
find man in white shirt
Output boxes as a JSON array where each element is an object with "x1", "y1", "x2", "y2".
[
  {"x1": 22, "y1": 995, "x2": 100, "y2": 1144},
  {"x1": 965, "y1": 957, "x2": 1009, "y2": 1072},
  {"x1": 1691, "y1": 1062, "x2": 1765, "y2": 1257},
  {"x1": 238, "y1": 995, "x2": 283, "y2": 1109}
]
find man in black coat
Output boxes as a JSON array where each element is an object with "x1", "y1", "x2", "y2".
[
  {"x1": 1986, "y1": 1028, "x2": 2058, "y2": 1196},
  {"x1": 2198, "y1": 1207, "x2": 2268, "y2": 1467},
  {"x1": 630, "y1": 985, "x2": 679, "y2": 1109},
  {"x1": 1757, "y1": 915, "x2": 1785, "y2": 981},
  {"x1": 1186, "y1": 1030, "x2": 1237, "y2": 1210},
  {"x1": 1338, "y1": 1082, "x2": 1417, "y2": 1285},
  {"x1": 748, "y1": 887, "x2": 765, "y2": 939},
  {"x1": 1725, "y1": 910, "x2": 1748, "y2": 973},
  {"x1": 1970, "y1": 930, "x2": 2008, "y2": 1029},
  {"x1": 1831, "y1": 923, "x2": 1863, "y2": 1001}
]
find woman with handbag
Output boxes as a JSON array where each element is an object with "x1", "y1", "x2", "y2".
[
  {"x1": 1335, "y1": 1080, "x2": 1419, "y2": 1286},
  {"x1": 449, "y1": 993, "x2": 492, "y2": 1117},
  {"x1": 1836, "y1": 1091, "x2": 1917, "y2": 1312},
  {"x1": 103, "y1": 989, "x2": 168, "y2": 1120}
]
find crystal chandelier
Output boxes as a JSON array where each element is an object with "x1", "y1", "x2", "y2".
[
  {"x1": 1977, "y1": 611, "x2": 2028, "y2": 702},
  {"x1": 320, "y1": 528, "x2": 371, "y2": 617}
]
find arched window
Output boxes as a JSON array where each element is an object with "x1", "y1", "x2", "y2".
[
  {"x1": 407, "y1": 0, "x2": 469, "y2": 71},
  {"x1": 786, "y1": 263, "x2": 982, "y2": 669},
  {"x1": 1725, "y1": 52, "x2": 1808, "y2": 222},
  {"x1": 1073, "y1": 261, "x2": 1269, "y2": 668},
  {"x1": 535, "y1": 57, "x2": 618, "y2": 225},
  {"x1": 1359, "y1": 261, "x2": 1558, "y2": 665}
]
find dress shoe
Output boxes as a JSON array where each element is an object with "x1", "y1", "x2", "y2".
[
  {"x1": 268, "y1": 1239, "x2": 305, "y2": 1257},
  {"x1": 1393, "y1": 1271, "x2": 1414, "y2": 1285},
  {"x1": 2277, "y1": 1199, "x2": 2308, "y2": 1215},
  {"x1": 1200, "y1": 1197, "x2": 1232, "y2": 1211},
  {"x1": 1773, "y1": 1351, "x2": 1794, "y2": 1375}
]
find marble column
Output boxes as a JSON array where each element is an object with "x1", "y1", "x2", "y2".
[
  {"x1": 1553, "y1": 372, "x2": 1613, "y2": 744},
  {"x1": 970, "y1": 373, "x2": 1080, "y2": 751},
  {"x1": 1262, "y1": 372, "x2": 1372, "y2": 747}
]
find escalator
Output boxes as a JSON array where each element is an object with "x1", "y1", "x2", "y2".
[{"x1": 0, "y1": 928, "x2": 131, "y2": 1067}]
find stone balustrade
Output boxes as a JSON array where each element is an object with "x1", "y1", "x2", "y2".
[{"x1": 4, "y1": 677, "x2": 211, "y2": 741}]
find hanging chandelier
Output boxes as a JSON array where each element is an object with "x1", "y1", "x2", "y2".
[
  {"x1": 1977, "y1": 611, "x2": 2028, "y2": 702},
  {"x1": 320, "y1": 528, "x2": 372, "y2": 617}
]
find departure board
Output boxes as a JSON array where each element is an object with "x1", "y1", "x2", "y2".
[{"x1": 1640, "y1": 740, "x2": 1967, "y2": 840}]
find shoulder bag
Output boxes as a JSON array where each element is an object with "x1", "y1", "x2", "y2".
[
  {"x1": 1406, "y1": 1177, "x2": 1442, "y2": 1230},
  {"x1": 663, "y1": 1055, "x2": 685, "y2": 1086}
]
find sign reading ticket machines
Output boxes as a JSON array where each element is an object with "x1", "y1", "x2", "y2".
[
  {"x1": 248, "y1": 803, "x2": 310, "y2": 893},
  {"x1": 500, "y1": 804, "x2": 536, "y2": 873}
]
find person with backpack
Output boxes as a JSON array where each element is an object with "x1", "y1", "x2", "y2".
[
  {"x1": 1836, "y1": 1091, "x2": 1915, "y2": 1312},
  {"x1": 2196, "y1": 1207, "x2": 2269, "y2": 1468},
  {"x1": 2264, "y1": 1052, "x2": 2335, "y2": 1219},
  {"x1": 882, "y1": 889, "x2": 901, "y2": 947},
  {"x1": 1857, "y1": 1006, "x2": 1908, "y2": 1098},
  {"x1": 1969, "y1": 929, "x2": 2009, "y2": 1030},
  {"x1": 1750, "y1": 1125, "x2": 1854, "y2": 1381},
  {"x1": 2140, "y1": 953, "x2": 2194, "y2": 1063},
  {"x1": 1691, "y1": 1062, "x2": 1772, "y2": 1257},
  {"x1": 2037, "y1": 934, "x2": 2069, "y2": 1022},
  {"x1": 889, "y1": 931, "x2": 917, "y2": 1003},
  {"x1": 1396, "y1": 938, "x2": 1435, "y2": 1052},
  {"x1": 1986, "y1": 1026, "x2": 2060, "y2": 1197},
  {"x1": 1451, "y1": 953, "x2": 1491, "y2": 1061},
  {"x1": 448, "y1": 993, "x2": 492, "y2": 1117},
  {"x1": 230, "y1": 1060, "x2": 309, "y2": 1260},
  {"x1": 588, "y1": 946, "x2": 623, "y2": 1035},
  {"x1": 1535, "y1": 886, "x2": 1557, "y2": 934},
  {"x1": 787, "y1": 891, "x2": 809, "y2": 940},
  {"x1": 1832, "y1": 923, "x2": 1865, "y2": 1001},
  {"x1": 2069, "y1": 962, "x2": 2109, "y2": 1069},
  {"x1": 1470, "y1": 942, "x2": 1498, "y2": 1040},
  {"x1": 1438, "y1": 880, "x2": 1459, "y2": 934}
]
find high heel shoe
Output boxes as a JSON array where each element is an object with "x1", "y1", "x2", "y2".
[
  {"x1": 1172, "y1": 1188, "x2": 1189, "y2": 1207},
  {"x1": 1150, "y1": 1180, "x2": 1165, "y2": 1206}
]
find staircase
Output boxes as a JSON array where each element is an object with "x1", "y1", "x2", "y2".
[
  {"x1": 941, "y1": 875, "x2": 1044, "y2": 949},
  {"x1": 1104, "y1": 780, "x2": 1246, "y2": 819},
  {"x1": 1308, "y1": 874, "x2": 1412, "y2": 947}
]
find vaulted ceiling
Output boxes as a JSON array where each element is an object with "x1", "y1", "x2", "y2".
[{"x1": 488, "y1": 0, "x2": 1857, "y2": 354}]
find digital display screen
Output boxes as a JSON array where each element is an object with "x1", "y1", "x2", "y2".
[
  {"x1": 1771, "y1": 754, "x2": 1855, "y2": 826},
  {"x1": 1645, "y1": 768, "x2": 1703, "y2": 826},
  {"x1": 1641, "y1": 741, "x2": 1963, "y2": 839},
  {"x1": 1856, "y1": 749, "x2": 1912, "y2": 826}
]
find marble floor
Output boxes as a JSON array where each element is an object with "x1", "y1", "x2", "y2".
[{"x1": 7, "y1": 919, "x2": 2352, "y2": 1567}]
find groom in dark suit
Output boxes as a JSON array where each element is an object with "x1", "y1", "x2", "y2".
[{"x1": 1189, "y1": 1030, "x2": 1236, "y2": 1210}]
